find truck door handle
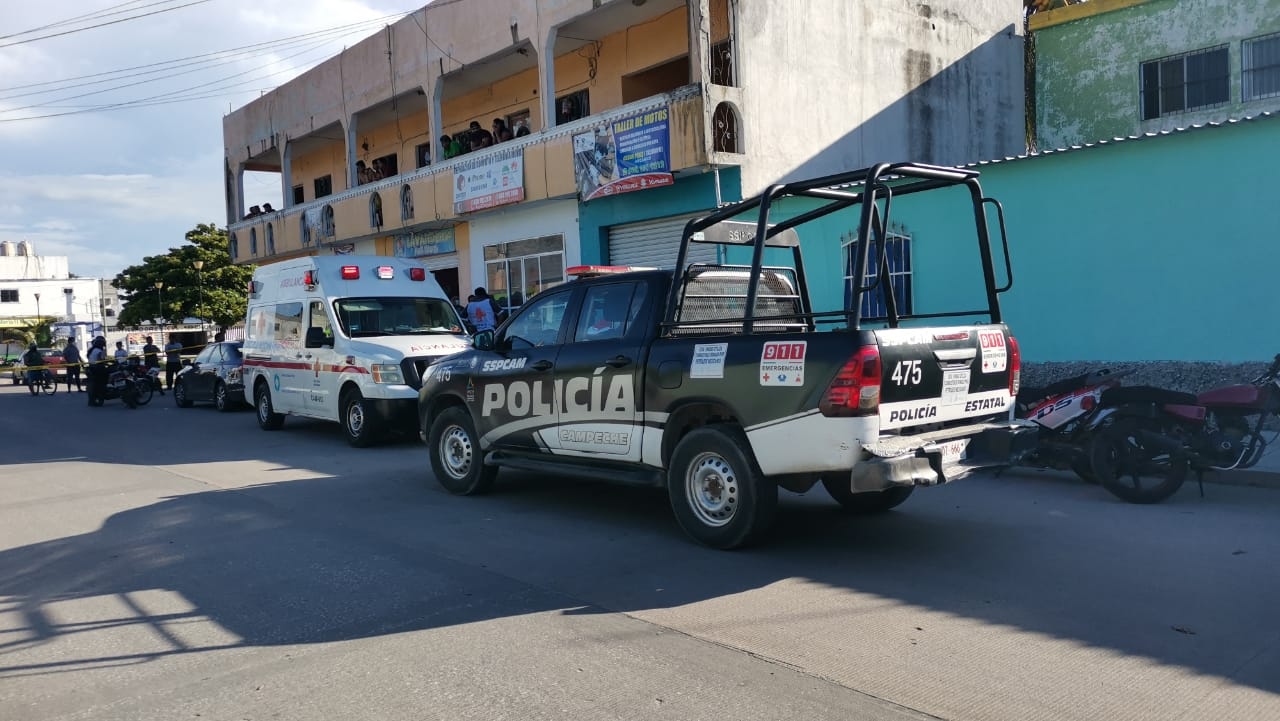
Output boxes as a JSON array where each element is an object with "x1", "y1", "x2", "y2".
[
  {"x1": 530, "y1": 360, "x2": 554, "y2": 372},
  {"x1": 605, "y1": 355, "x2": 632, "y2": 368}
]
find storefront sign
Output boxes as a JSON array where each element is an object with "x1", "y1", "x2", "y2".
[
  {"x1": 573, "y1": 106, "x2": 674, "y2": 202},
  {"x1": 395, "y1": 227, "x2": 457, "y2": 258},
  {"x1": 453, "y1": 147, "x2": 525, "y2": 214}
]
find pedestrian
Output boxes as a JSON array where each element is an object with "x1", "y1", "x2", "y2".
[
  {"x1": 164, "y1": 336, "x2": 183, "y2": 390},
  {"x1": 465, "y1": 287, "x2": 502, "y2": 332},
  {"x1": 142, "y1": 335, "x2": 164, "y2": 395},
  {"x1": 86, "y1": 336, "x2": 109, "y2": 406},
  {"x1": 63, "y1": 337, "x2": 83, "y2": 391},
  {"x1": 113, "y1": 340, "x2": 128, "y2": 363}
]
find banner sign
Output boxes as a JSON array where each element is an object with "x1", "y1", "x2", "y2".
[
  {"x1": 574, "y1": 106, "x2": 674, "y2": 201},
  {"x1": 395, "y1": 227, "x2": 457, "y2": 258},
  {"x1": 453, "y1": 147, "x2": 524, "y2": 214}
]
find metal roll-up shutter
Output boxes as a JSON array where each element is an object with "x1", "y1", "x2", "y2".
[
  {"x1": 608, "y1": 213, "x2": 717, "y2": 269},
  {"x1": 415, "y1": 252, "x2": 458, "y2": 271}
]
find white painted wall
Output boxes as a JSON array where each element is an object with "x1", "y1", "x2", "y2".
[
  {"x1": 0, "y1": 278, "x2": 104, "y2": 324},
  {"x1": 733, "y1": 0, "x2": 1026, "y2": 195},
  {"x1": 0, "y1": 254, "x2": 70, "y2": 280},
  {"x1": 465, "y1": 199, "x2": 581, "y2": 293}
]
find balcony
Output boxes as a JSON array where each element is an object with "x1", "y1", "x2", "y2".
[{"x1": 229, "y1": 85, "x2": 712, "y2": 262}]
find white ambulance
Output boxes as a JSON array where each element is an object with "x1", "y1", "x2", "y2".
[{"x1": 242, "y1": 256, "x2": 471, "y2": 446}]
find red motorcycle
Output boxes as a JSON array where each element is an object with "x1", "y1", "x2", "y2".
[{"x1": 1090, "y1": 354, "x2": 1280, "y2": 503}]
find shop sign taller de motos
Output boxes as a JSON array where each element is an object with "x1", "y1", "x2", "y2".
[
  {"x1": 573, "y1": 105, "x2": 675, "y2": 202},
  {"x1": 453, "y1": 147, "x2": 525, "y2": 214}
]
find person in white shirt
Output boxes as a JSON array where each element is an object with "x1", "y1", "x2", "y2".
[
  {"x1": 113, "y1": 341, "x2": 128, "y2": 363},
  {"x1": 466, "y1": 287, "x2": 501, "y2": 332}
]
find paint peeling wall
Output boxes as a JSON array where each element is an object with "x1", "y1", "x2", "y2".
[
  {"x1": 1035, "y1": 0, "x2": 1280, "y2": 148},
  {"x1": 732, "y1": 0, "x2": 1026, "y2": 196}
]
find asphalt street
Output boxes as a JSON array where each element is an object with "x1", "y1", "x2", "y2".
[{"x1": 1, "y1": 382, "x2": 1278, "y2": 721}]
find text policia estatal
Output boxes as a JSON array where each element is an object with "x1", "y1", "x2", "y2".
[{"x1": 481, "y1": 369, "x2": 634, "y2": 418}]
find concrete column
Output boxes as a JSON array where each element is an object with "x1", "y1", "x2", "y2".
[
  {"x1": 687, "y1": 0, "x2": 710, "y2": 87},
  {"x1": 431, "y1": 76, "x2": 444, "y2": 162},
  {"x1": 281, "y1": 142, "x2": 294, "y2": 208},
  {"x1": 345, "y1": 119, "x2": 358, "y2": 190},
  {"x1": 540, "y1": 29, "x2": 557, "y2": 130}
]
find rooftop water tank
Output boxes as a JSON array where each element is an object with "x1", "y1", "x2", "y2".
[
  {"x1": 17, "y1": 240, "x2": 33, "y2": 256},
  {"x1": 0, "y1": 241, "x2": 13, "y2": 256}
]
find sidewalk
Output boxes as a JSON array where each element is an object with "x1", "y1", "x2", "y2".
[{"x1": 1205, "y1": 446, "x2": 1280, "y2": 490}]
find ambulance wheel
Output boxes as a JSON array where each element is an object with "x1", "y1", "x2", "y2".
[
  {"x1": 820, "y1": 478, "x2": 915, "y2": 514},
  {"x1": 341, "y1": 389, "x2": 382, "y2": 448},
  {"x1": 255, "y1": 382, "x2": 285, "y2": 430},
  {"x1": 428, "y1": 406, "x2": 497, "y2": 495},
  {"x1": 667, "y1": 426, "x2": 777, "y2": 550}
]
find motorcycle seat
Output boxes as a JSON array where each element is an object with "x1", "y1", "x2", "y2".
[{"x1": 1101, "y1": 385, "x2": 1198, "y2": 407}]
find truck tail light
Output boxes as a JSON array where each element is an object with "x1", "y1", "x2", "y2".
[
  {"x1": 375, "y1": 265, "x2": 394, "y2": 279},
  {"x1": 408, "y1": 267, "x2": 426, "y2": 281},
  {"x1": 1008, "y1": 334, "x2": 1021, "y2": 397},
  {"x1": 820, "y1": 346, "x2": 881, "y2": 417},
  {"x1": 340, "y1": 265, "x2": 360, "y2": 280}
]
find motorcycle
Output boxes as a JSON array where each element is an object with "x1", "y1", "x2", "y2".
[
  {"x1": 1089, "y1": 354, "x2": 1280, "y2": 504},
  {"x1": 123, "y1": 359, "x2": 161, "y2": 406},
  {"x1": 1015, "y1": 367, "x2": 1134, "y2": 483},
  {"x1": 89, "y1": 362, "x2": 143, "y2": 408}
]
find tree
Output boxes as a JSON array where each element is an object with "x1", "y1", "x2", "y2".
[
  {"x1": 1, "y1": 317, "x2": 56, "y2": 347},
  {"x1": 114, "y1": 224, "x2": 256, "y2": 332}
]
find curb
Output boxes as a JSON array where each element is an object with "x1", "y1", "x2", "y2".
[{"x1": 1001, "y1": 465, "x2": 1280, "y2": 492}]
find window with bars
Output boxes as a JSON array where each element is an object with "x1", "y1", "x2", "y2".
[
  {"x1": 1141, "y1": 46, "x2": 1230, "y2": 120},
  {"x1": 1244, "y1": 31, "x2": 1280, "y2": 101},
  {"x1": 842, "y1": 230, "x2": 913, "y2": 321}
]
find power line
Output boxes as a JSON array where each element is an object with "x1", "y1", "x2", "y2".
[
  {"x1": 0, "y1": 0, "x2": 152, "y2": 40},
  {"x1": 0, "y1": 0, "x2": 214, "y2": 49},
  {"x1": 0, "y1": 13, "x2": 408, "y2": 94},
  {"x1": 0, "y1": 17, "x2": 399, "y2": 102}
]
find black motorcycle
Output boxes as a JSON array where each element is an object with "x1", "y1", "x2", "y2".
[{"x1": 88, "y1": 362, "x2": 142, "y2": 408}]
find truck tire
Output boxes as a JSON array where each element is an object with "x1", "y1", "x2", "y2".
[
  {"x1": 255, "y1": 382, "x2": 285, "y2": 430},
  {"x1": 820, "y1": 477, "x2": 915, "y2": 514},
  {"x1": 427, "y1": 406, "x2": 497, "y2": 495},
  {"x1": 341, "y1": 389, "x2": 382, "y2": 447},
  {"x1": 667, "y1": 426, "x2": 777, "y2": 550}
]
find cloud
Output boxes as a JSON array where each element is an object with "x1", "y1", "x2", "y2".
[{"x1": 0, "y1": 0, "x2": 409, "y2": 280}]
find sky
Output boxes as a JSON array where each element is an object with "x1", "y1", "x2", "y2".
[{"x1": 0, "y1": 0, "x2": 414, "y2": 281}]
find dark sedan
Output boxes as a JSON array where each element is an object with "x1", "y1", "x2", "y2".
[{"x1": 173, "y1": 341, "x2": 245, "y2": 412}]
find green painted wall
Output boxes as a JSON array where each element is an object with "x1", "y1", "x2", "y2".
[
  {"x1": 577, "y1": 168, "x2": 742, "y2": 265},
  {"x1": 873, "y1": 116, "x2": 1280, "y2": 363},
  {"x1": 1035, "y1": 0, "x2": 1280, "y2": 148}
]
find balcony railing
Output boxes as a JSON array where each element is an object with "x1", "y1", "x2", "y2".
[{"x1": 229, "y1": 84, "x2": 707, "y2": 259}]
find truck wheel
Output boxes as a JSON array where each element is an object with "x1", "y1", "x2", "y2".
[
  {"x1": 428, "y1": 406, "x2": 497, "y2": 494},
  {"x1": 341, "y1": 389, "x2": 382, "y2": 447},
  {"x1": 667, "y1": 426, "x2": 777, "y2": 550},
  {"x1": 820, "y1": 477, "x2": 915, "y2": 514},
  {"x1": 255, "y1": 383, "x2": 285, "y2": 430}
]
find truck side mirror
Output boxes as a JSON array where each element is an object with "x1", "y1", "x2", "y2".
[
  {"x1": 473, "y1": 330, "x2": 495, "y2": 351},
  {"x1": 305, "y1": 327, "x2": 332, "y2": 348}
]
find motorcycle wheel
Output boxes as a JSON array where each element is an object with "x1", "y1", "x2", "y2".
[
  {"x1": 1089, "y1": 419, "x2": 1188, "y2": 504},
  {"x1": 134, "y1": 378, "x2": 154, "y2": 406},
  {"x1": 122, "y1": 385, "x2": 139, "y2": 409}
]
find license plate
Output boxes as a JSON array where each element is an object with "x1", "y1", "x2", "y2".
[
  {"x1": 940, "y1": 439, "x2": 970, "y2": 464},
  {"x1": 942, "y1": 369, "x2": 971, "y2": 406}
]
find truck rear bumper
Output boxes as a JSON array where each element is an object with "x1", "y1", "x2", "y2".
[{"x1": 849, "y1": 420, "x2": 1039, "y2": 492}]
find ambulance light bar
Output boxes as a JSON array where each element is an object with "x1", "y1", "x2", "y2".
[
  {"x1": 566, "y1": 265, "x2": 658, "y2": 279},
  {"x1": 341, "y1": 265, "x2": 360, "y2": 280}
]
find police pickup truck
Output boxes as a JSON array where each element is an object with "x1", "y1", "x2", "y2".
[{"x1": 417, "y1": 162, "x2": 1038, "y2": 549}]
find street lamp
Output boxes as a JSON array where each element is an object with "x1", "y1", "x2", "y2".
[
  {"x1": 34, "y1": 292, "x2": 41, "y2": 345},
  {"x1": 154, "y1": 280, "x2": 164, "y2": 344},
  {"x1": 193, "y1": 260, "x2": 205, "y2": 340}
]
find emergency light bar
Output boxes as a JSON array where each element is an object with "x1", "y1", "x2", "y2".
[
  {"x1": 341, "y1": 265, "x2": 360, "y2": 280},
  {"x1": 409, "y1": 267, "x2": 426, "y2": 281},
  {"x1": 566, "y1": 265, "x2": 658, "y2": 278},
  {"x1": 375, "y1": 265, "x2": 395, "y2": 279}
]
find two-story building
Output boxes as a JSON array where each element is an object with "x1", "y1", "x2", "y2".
[{"x1": 222, "y1": 0, "x2": 1026, "y2": 313}]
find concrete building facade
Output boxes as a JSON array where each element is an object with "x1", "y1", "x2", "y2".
[
  {"x1": 1032, "y1": 0, "x2": 1280, "y2": 148},
  {"x1": 222, "y1": 0, "x2": 1026, "y2": 311},
  {"x1": 0, "y1": 241, "x2": 110, "y2": 340}
]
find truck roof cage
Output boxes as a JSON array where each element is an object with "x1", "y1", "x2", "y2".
[{"x1": 660, "y1": 161, "x2": 1013, "y2": 335}]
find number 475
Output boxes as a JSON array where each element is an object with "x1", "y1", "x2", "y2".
[{"x1": 891, "y1": 360, "x2": 922, "y2": 386}]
